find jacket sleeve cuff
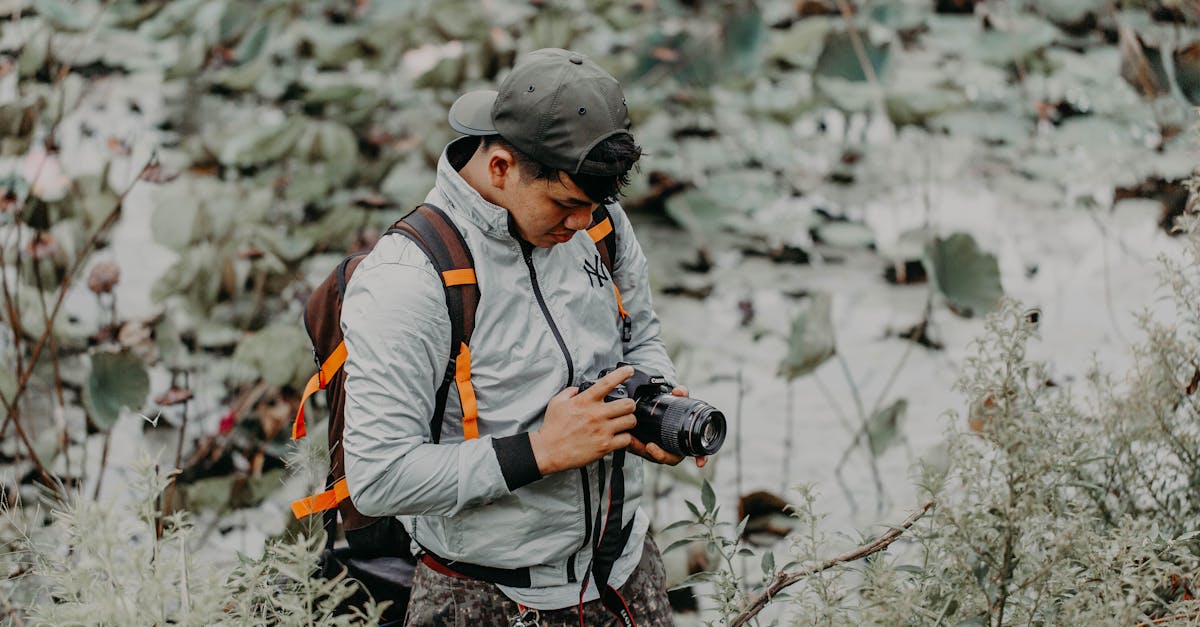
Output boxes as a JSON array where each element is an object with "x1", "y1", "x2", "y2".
[{"x1": 492, "y1": 433, "x2": 542, "y2": 491}]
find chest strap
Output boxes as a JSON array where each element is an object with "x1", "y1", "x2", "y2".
[{"x1": 588, "y1": 207, "x2": 631, "y2": 342}]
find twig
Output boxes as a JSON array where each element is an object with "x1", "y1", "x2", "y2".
[
  {"x1": 161, "y1": 373, "x2": 190, "y2": 536},
  {"x1": 92, "y1": 430, "x2": 111, "y2": 501},
  {"x1": 0, "y1": 154, "x2": 155, "y2": 492},
  {"x1": 0, "y1": 587, "x2": 25, "y2": 627},
  {"x1": 782, "y1": 380, "x2": 793, "y2": 495},
  {"x1": 1134, "y1": 613, "x2": 1200, "y2": 627},
  {"x1": 729, "y1": 501, "x2": 934, "y2": 627},
  {"x1": 834, "y1": 0, "x2": 887, "y2": 118}
]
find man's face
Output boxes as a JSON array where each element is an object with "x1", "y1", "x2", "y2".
[{"x1": 505, "y1": 167, "x2": 598, "y2": 248}]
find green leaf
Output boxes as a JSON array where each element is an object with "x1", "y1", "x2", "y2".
[
  {"x1": 815, "y1": 31, "x2": 889, "y2": 82},
  {"x1": 813, "y1": 221, "x2": 874, "y2": 248},
  {"x1": 232, "y1": 323, "x2": 313, "y2": 389},
  {"x1": 685, "y1": 499, "x2": 702, "y2": 519},
  {"x1": 665, "y1": 189, "x2": 726, "y2": 237},
  {"x1": 867, "y1": 399, "x2": 907, "y2": 456},
  {"x1": 151, "y1": 190, "x2": 203, "y2": 251},
  {"x1": 235, "y1": 23, "x2": 271, "y2": 65},
  {"x1": 721, "y1": 3, "x2": 767, "y2": 77},
  {"x1": 661, "y1": 519, "x2": 696, "y2": 533},
  {"x1": 34, "y1": 0, "x2": 90, "y2": 31},
  {"x1": 18, "y1": 30, "x2": 51, "y2": 79},
  {"x1": 778, "y1": 292, "x2": 836, "y2": 380},
  {"x1": 761, "y1": 550, "x2": 775, "y2": 575},
  {"x1": 701, "y1": 480, "x2": 716, "y2": 513},
  {"x1": 183, "y1": 474, "x2": 235, "y2": 512},
  {"x1": 663, "y1": 538, "x2": 694, "y2": 555},
  {"x1": 219, "y1": 121, "x2": 304, "y2": 168},
  {"x1": 84, "y1": 351, "x2": 150, "y2": 431},
  {"x1": 924, "y1": 233, "x2": 1004, "y2": 317},
  {"x1": 1176, "y1": 530, "x2": 1200, "y2": 542}
]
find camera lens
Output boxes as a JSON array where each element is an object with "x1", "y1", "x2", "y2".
[
  {"x1": 688, "y1": 408, "x2": 725, "y2": 457},
  {"x1": 632, "y1": 394, "x2": 726, "y2": 457}
]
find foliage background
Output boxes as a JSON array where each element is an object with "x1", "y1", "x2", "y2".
[{"x1": 1, "y1": 0, "x2": 1199, "y2": 624}]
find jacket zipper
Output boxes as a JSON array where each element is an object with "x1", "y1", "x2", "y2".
[
  {"x1": 520, "y1": 239, "x2": 590, "y2": 582},
  {"x1": 520, "y1": 241, "x2": 574, "y2": 385}
]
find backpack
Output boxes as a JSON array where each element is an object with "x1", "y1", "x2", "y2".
[{"x1": 287, "y1": 202, "x2": 626, "y2": 615}]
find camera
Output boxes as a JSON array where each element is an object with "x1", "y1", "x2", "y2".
[{"x1": 580, "y1": 364, "x2": 726, "y2": 457}]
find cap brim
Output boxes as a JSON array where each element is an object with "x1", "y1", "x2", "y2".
[{"x1": 449, "y1": 90, "x2": 500, "y2": 136}]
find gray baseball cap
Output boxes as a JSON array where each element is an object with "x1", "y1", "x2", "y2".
[{"x1": 448, "y1": 48, "x2": 632, "y2": 176}]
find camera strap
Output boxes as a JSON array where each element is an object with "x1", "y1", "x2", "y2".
[{"x1": 579, "y1": 449, "x2": 637, "y2": 627}]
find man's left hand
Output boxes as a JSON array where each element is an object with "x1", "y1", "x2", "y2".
[{"x1": 627, "y1": 385, "x2": 708, "y2": 469}]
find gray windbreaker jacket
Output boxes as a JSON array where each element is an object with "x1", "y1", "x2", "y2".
[{"x1": 341, "y1": 138, "x2": 677, "y2": 609}]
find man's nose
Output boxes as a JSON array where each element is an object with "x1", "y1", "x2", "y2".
[{"x1": 564, "y1": 206, "x2": 593, "y2": 231}]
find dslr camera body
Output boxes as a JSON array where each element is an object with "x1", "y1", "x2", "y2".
[{"x1": 580, "y1": 363, "x2": 726, "y2": 458}]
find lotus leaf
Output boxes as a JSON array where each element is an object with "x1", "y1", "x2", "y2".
[
  {"x1": 815, "y1": 76, "x2": 877, "y2": 112},
  {"x1": 210, "y1": 55, "x2": 270, "y2": 92},
  {"x1": 150, "y1": 187, "x2": 203, "y2": 250},
  {"x1": 924, "y1": 233, "x2": 1003, "y2": 317},
  {"x1": 813, "y1": 220, "x2": 875, "y2": 249},
  {"x1": 232, "y1": 322, "x2": 312, "y2": 390},
  {"x1": 140, "y1": 0, "x2": 206, "y2": 40},
  {"x1": 815, "y1": 31, "x2": 890, "y2": 83},
  {"x1": 882, "y1": 60, "x2": 970, "y2": 125},
  {"x1": 1030, "y1": 0, "x2": 1108, "y2": 28},
  {"x1": 84, "y1": 350, "x2": 151, "y2": 432},
  {"x1": 703, "y1": 169, "x2": 783, "y2": 215},
  {"x1": 778, "y1": 291, "x2": 836, "y2": 381},
  {"x1": 218, "y1": 121, "x2": 304, "y2": 169},
  {"x1": 721, "y1": 3, "x2": 767, "y2": 78},
  {"x1": 866, "y1": 398, "x2": 907, "y2": 456},
  {"x1": 151, "y1": 243, "x2": 221, "y2": 310},
  {"x1": 195, "y1": 321, "x2": 243, "y2": 350},
  {"x1": 235, "y1": 23, "x2": 271, "y2": 65},
  {"x1": 380, "y1": 158, "x2": 436, "y2": 208},
  {"x1": 165, "y1": 34, "x2": 207, "y2": 80},
  {"x1": 182, "y1": 474, "x2": 236, "y2": 512},
  {"x1": 929, "y1": 110, "x2": 1033, "y2": 146},
  {"x1": 665, "y1": 188, "x2": 726, "y2": 237},
  {"x1": 18, "y1": 29, "x2": 50, "y2": 79},
  {"x1": 767, "y1": 18, "x2": 835, "y2": 69},
  {"x1": 104, "y1": 0, "x2": 167, "y2": 29},
  {"x1": 34, "y1": 0, "x2": 91, "y2": 32}
]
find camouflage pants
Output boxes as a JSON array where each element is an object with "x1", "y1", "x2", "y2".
[{"x1": 403, "y1": 537, "x2": 673, "y2": 626}]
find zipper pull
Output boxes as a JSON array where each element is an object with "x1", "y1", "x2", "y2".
[{"x1": 621, "y1": 314, "x2": 632, "y2": 342}]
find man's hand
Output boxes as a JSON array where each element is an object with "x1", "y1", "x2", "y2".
[
  {"x1": 628, "y1": 385, "x2": 708, "y2": 469},
  {"x1": 529, "y1": 366, "x2": 638, "y2": 475}
]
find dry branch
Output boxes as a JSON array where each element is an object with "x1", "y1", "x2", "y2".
[{"x1": 729, "y1": 501, "x2": 934, "y2": 627}]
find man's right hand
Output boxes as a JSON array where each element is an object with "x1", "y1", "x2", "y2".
[{"x1": 529, "y1": 366, "x2": 638, "y2": 476}]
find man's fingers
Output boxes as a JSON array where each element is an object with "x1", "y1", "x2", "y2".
[
  {"x1": 609, "y1": 412, "x2": 637, "y2": 433},
  {"x1": 554, "y1": 386, "x2": 580, "y2": 401},
  {"x1": 582, "y1": 365, "x2": 635, "y2": 401},
  {"x1": 695, "y1": 455, "x2": 707, "y2": 468},
  {"x1": 596, "y1": 398, "x2": 636, "y2": 419},
  {"x1": 671, "y1": 385, "x2": 689, "y2": 397},
  {"x1": 610, "y1": 432, "x2": 632, "y2": 450},
  {"x1": 645, "y1": 442, "x2": 683, "y2": 466}
]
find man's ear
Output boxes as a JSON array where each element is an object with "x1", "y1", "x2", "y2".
[{"x1": 486, "y1": 147, "x2": 517, "y2": 190}]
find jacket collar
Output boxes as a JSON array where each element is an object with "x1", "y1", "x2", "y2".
[{"x1": 433, "y1": 137, "x2": 513, "y2": 239}]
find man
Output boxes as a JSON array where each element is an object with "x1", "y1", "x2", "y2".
[{"x1": 341, "y1": 48, "x2": 704, "y2": 626}]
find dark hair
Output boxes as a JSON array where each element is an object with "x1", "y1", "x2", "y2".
[{"x1": 481, "y1": 134, "x2": 642, "y2": 204}]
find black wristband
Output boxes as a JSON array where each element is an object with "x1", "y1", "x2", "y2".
[{"x1": 492, "y1": 432, "x2": 543, "y2": 491}]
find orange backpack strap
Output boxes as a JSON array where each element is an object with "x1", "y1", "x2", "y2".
[
  {"x1": 291, "y1": 477, "x2": 350, "y2": 518},
  {"x1": 292, "y1": 341, "x2": 347, "y2": 439},
  {"x1": 386, "y1": 204, "x2": 481, "y2": 443},
  {"x1": 589, "y1": 206, "x2": 630, "y2": 342}
]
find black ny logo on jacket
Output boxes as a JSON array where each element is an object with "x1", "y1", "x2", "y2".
[{"x1": 583, "y1": 253, "x2": 609, "y2": 288}]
